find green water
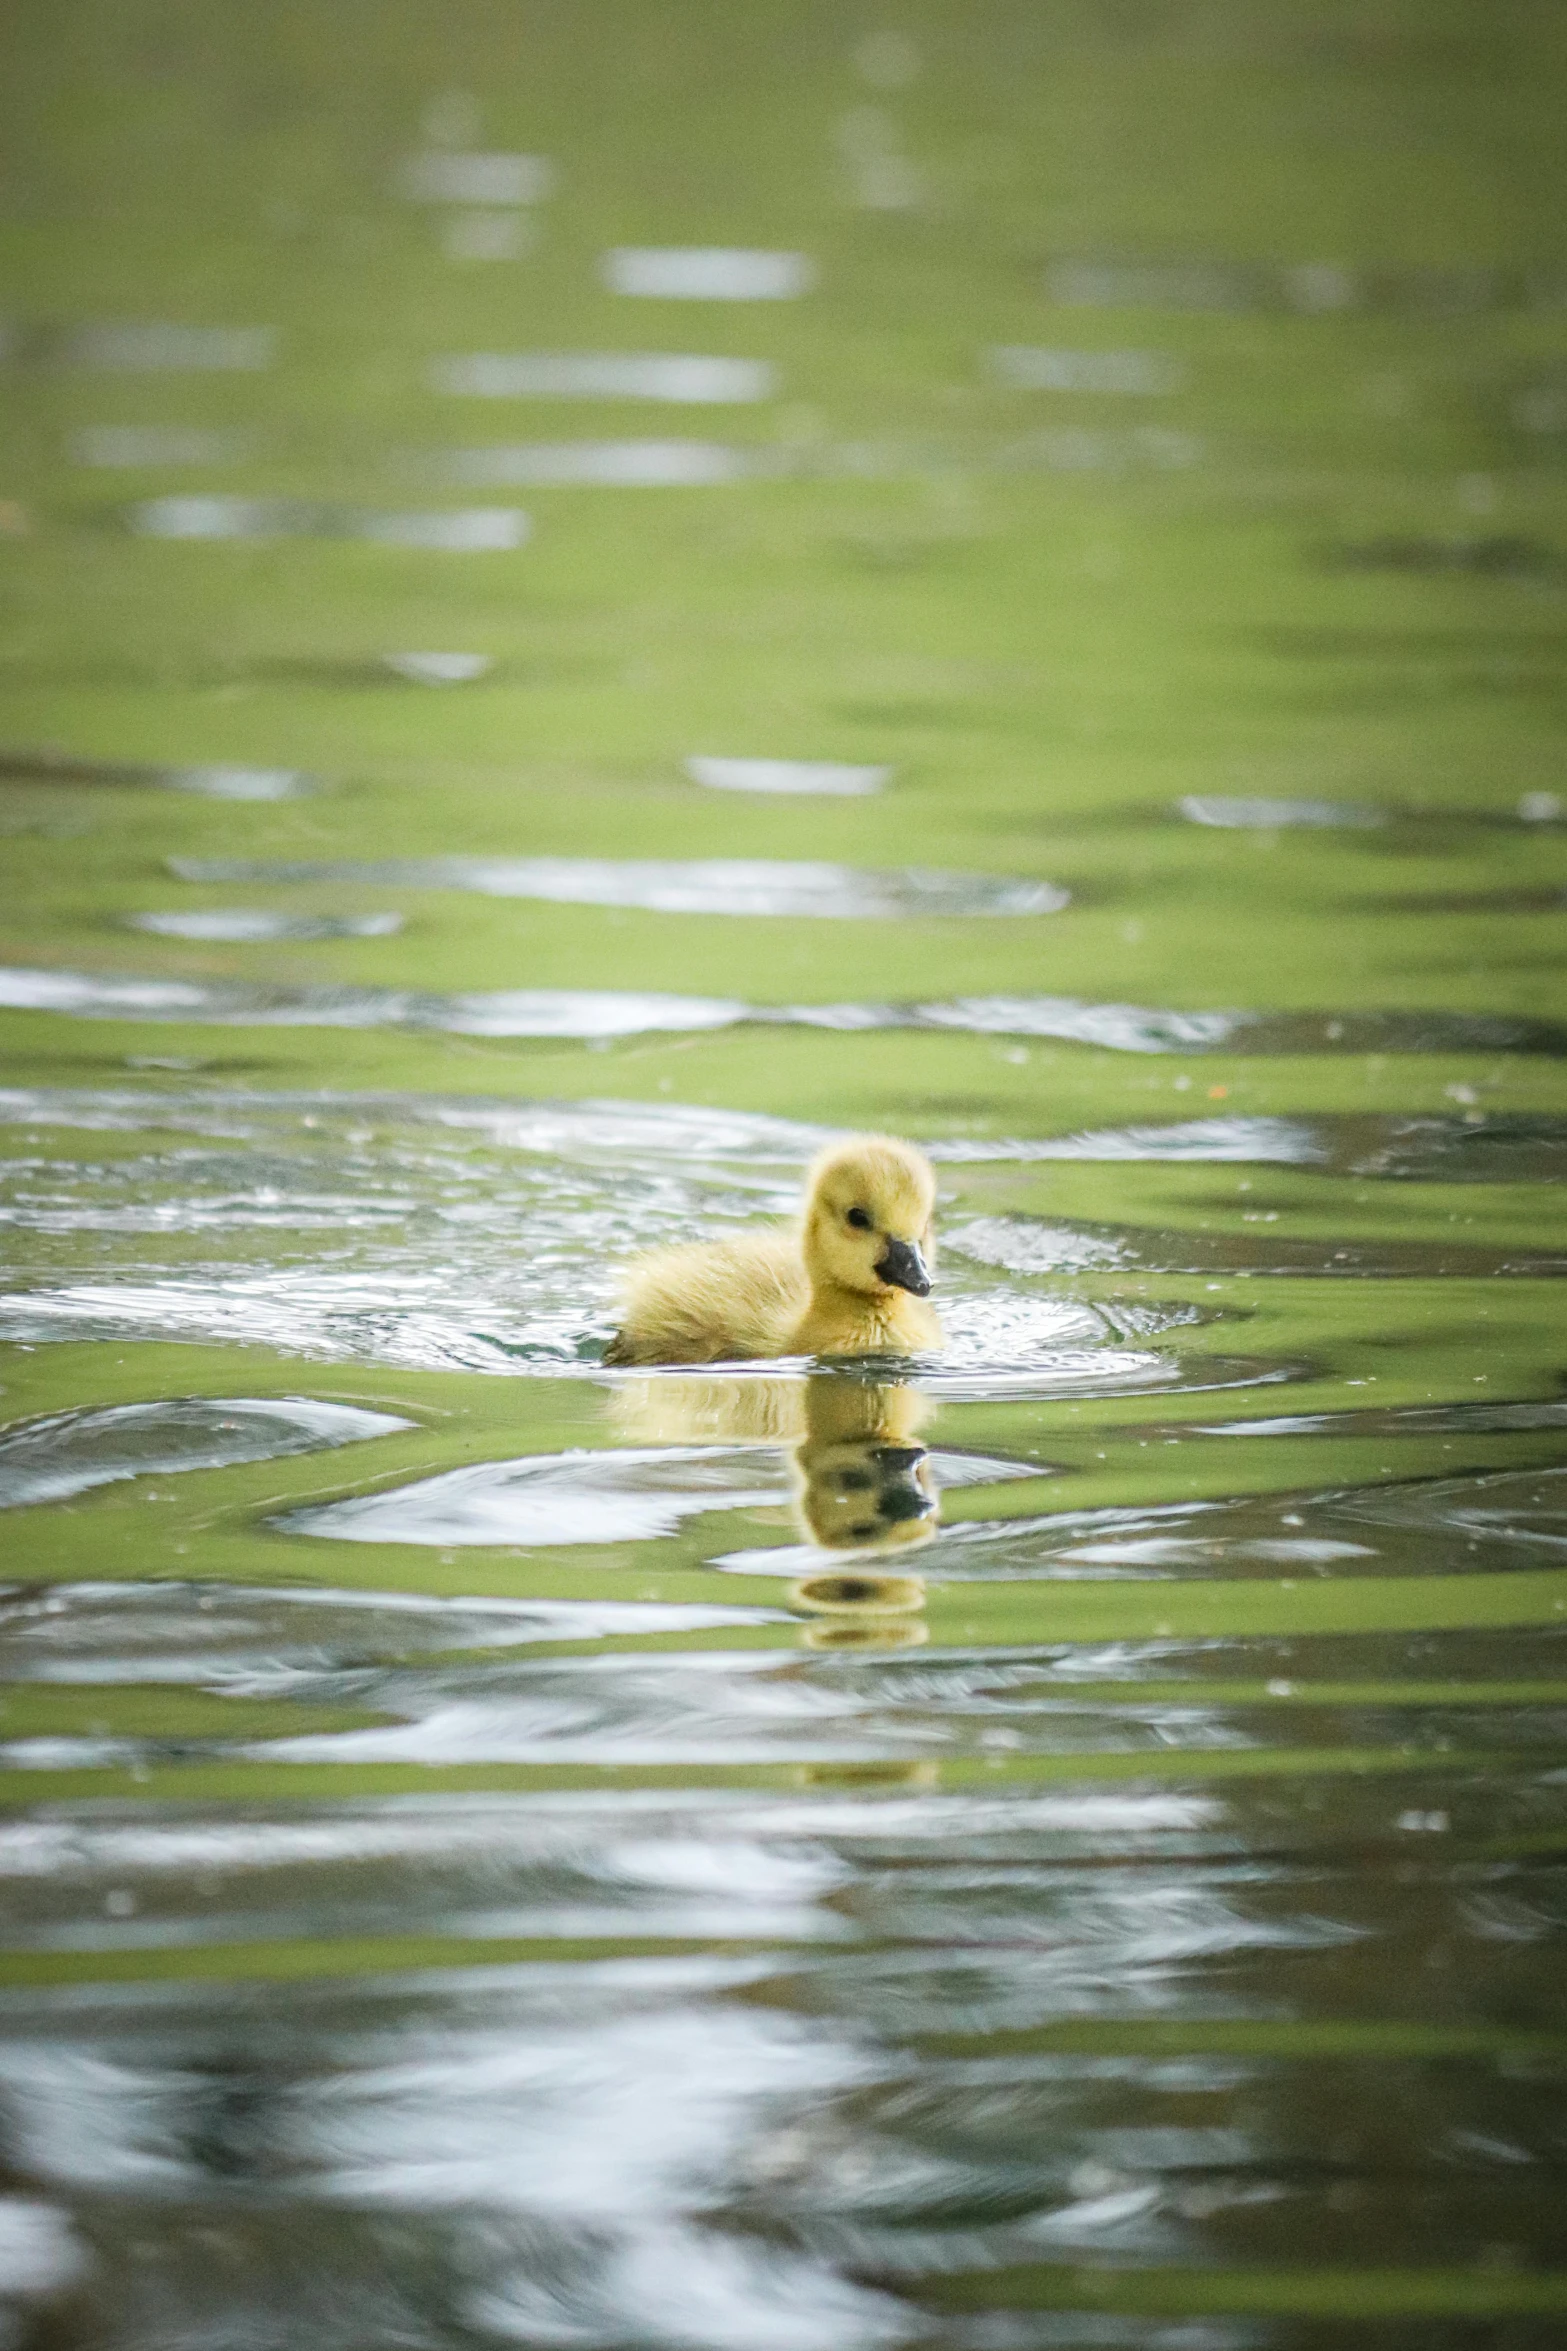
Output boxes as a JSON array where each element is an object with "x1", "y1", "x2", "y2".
[{"x1": 1, "y1": 4, "x2": 1565, "y2": 2344}]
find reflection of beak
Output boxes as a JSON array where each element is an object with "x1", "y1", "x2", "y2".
[
  {"x1": 874, "y1": 1237, "x2": 931, "y2": 1297},
  {"x1": 878, "y1": 1477, "x2": 934, "y2": 1526}
]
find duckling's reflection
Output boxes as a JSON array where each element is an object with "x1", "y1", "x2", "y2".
[
  {"x1": 791, "y1": 1375, "x2": 937, "y2": 1555},
  {"x1": 608, "y1": 1371, "x2": 939, "y2": 1570}
]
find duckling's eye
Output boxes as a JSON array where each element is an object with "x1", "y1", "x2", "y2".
[{"x1": 845, "y1": 1206, "x2": 874, "y2": 1232}]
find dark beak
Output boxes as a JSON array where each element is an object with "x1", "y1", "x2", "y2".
[{"x1": 874, "y1": 1238, "x2": 931, "y2": 1297}]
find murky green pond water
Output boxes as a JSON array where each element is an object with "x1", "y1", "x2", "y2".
[{"x1": 1, "y1": 4, "x2": 1565, "y2": 2344}]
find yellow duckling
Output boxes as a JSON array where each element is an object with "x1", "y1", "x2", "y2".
[{"x1": 605, "y1": 1134, "x2": 942, "y2": 1366}]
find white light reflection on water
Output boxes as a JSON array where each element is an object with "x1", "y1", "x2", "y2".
[
  {"x1": 0, "y1": 1586, "x2": 778, "y2": 1686},
  {"x1": 0, "y1": 969, "x2": 749, "y2": 1034},
  {"x1": 432, "y1": 353, "x2": 777, "y2": 402},
  {"x1": 280, "y1": 1440, "x2": 1035, "y2": 1556},
  {"x1": 989, "y1": 347, "x2": 1186, "y2": 395},
  {"x1": 166, "y1": 855, "x2": 1066, "y2": 918},
  {"x1": 442, "y1": 211, "x2": 535, "y2": 262},
  {"x1": 0, "y1": 754, "x2": 309, "y2": 799},
  {"x1": 686, "y1": 757, "x2": 890, "y2": 796},
  {"x1": 1179, "y1": 794, "x2": 1384, "y2": 830},
  {"x1": 53, "y1": 321, "x2": 277, "y2": 370},
  {"x1": 430, "y1": 430, "x2": 1199, "y2": 483},
  {"x1": 126, "y1": 910, "x2": 405, "y2": 941},
  {"x1": 603, "y1": 249, "x2": 814, "y2": 300},
  {"x1": 70, "y1": 425, "x2": 257, "y2": 468},
  {"x1": 442, "y1": 440, "x2": 754, "y2": 486},
  {"x1": 1045, "y1": 256, "x2": 1546, "y2": 313},
  {"x1": 157, "y1": 765, "x2": 312, "y2": 800},
  {"x1": 130, "y1": 499, "x2": 529, "y2": 548},
  {"x1": 1, "y1": 2004, "x2": 912, "y2": 2348},
  {"x1": 836, "y1": 106, "x2": 922, "y2": 212},
  {"x1": 284, "y1": 1447, "x2": 791, "y2": 1548},
  {"x1": 0, "y1": 2202, "x2": 87, "y2": 2300},
  {"x1": 397, "y1": 152, "x2": 553, "y2": 205},
  {"x1": 380, "y1": 652, "x2": 493, "y2": 684},
  {"x1": 8, "y1": 964, "x2": 1557, "y2": 1058}
]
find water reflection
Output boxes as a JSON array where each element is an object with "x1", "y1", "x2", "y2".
[
  {"x1": 790, "y1": 1378, "x2": 938, "y2": 1557},
  {"x1": 613, "y1": 1374, "x2": 941, "y2": 1562},
  {"x1": 285, "y1": 1375, "x2": 943, "y2": 1573}
]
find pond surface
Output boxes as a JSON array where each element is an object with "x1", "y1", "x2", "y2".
[{"x1": 1, "y1": 4, "x2": 1565, "y2": 2345}]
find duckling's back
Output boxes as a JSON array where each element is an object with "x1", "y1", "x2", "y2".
[{"x1": 605, "y1": 1228, "x2": 807, "y2": 1366}]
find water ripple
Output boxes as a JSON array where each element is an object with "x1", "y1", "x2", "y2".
[
  {"x1": 168, "y1": 856, "x2": 1067, "y2": 919},
  {"x1": 0, "y1": 1396, "x2": 412, "y2": 1510},
  {"x1": 6, "y1": 964, "x2": 1558, "y2": 1056}
]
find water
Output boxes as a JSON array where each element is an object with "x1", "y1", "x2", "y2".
[{"x1": 1, "y1": 3, "x2": 1564, "y2": 2344}]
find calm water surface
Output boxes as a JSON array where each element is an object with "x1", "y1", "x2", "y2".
[{"x1": 1, "y1": 5, "x2": 1565, "y2": 2345}]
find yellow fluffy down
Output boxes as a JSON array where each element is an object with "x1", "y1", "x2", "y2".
[{"x1": 605, "y1": 1133, "x2": 943, "y2": 1365}]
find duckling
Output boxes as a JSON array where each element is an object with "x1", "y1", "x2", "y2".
[{"x1": 604, "y1": 1134, "x2": 942, "y2": 1365}]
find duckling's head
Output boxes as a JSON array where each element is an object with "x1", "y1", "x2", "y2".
[{"x1": 801, "y1": 1135, "x2": 937, "y2": 1300}]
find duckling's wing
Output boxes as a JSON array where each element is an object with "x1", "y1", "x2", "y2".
[{"x1": 608, "y1": 1230, "x2": 806, "y2": 1365}]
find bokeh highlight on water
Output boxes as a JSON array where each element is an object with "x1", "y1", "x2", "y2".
[{"x1": 1, "y1": 4, "x2": 1565, "y2": 2345}]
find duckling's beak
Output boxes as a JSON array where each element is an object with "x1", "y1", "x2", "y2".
[{"x1": 874, "y1": 1237, "x2": 931, "y2": 1297}]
